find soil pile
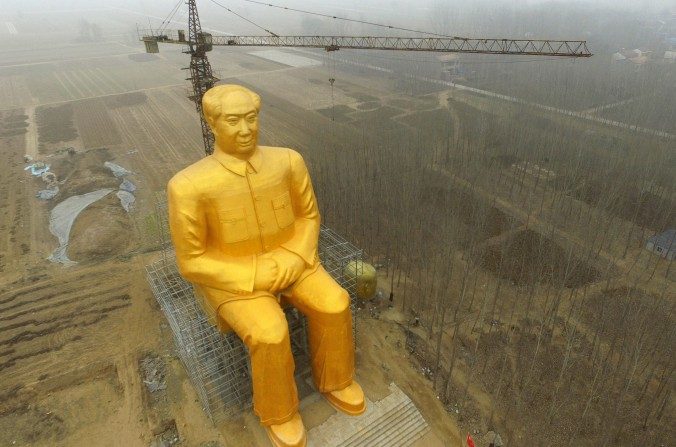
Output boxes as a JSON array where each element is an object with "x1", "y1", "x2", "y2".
[
  {"x1": 49, "y1": 147, "x2": 120, "y2": 199},
  {"x1": 68, "y1": 196, "x2": 132, "y2": 262},
  {"x1": 480, "y1": 229, "x2": 600, "y2": 287}
]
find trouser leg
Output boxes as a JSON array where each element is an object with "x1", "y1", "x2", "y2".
[
  {"x1": 288, "y1": 266, "x2": 354, "y2": 392},
  {"x1": 218, "y1": 295, "x2": 299, "y2": 425}
]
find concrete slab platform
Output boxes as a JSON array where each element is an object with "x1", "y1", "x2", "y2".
[{"x1": 305, "y1": 382, "x2": 430, "y2": 447}]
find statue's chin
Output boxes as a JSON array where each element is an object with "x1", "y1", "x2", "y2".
[
  {"x1": 237, "y1": 142, "x2": 255, "y2": 153},
  {"x1": 218, "y1": 142, "x2": 257, "y2": 157}
]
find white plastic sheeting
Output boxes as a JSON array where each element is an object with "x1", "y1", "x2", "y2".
[
  {"x1": 119, "y1": 178, "x2": 136, "y2": 192},
  {"x1": 104, "y1": 161, "x2": 131, "y2": 178},
  {"x1": 116, "y1": 190, "x2": 136, "y2": 212},
  {"x1": 24, "y1": 163, "x2": 50, "y2": 176},
  {"x1": 48, "y1": 189, "x2": 113, "y2": 265}
]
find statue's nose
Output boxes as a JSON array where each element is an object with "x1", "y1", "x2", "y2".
[{"x1": 238, "y1": 121, "x2": 251, "y2": 135}]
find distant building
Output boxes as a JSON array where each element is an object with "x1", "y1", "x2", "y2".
[
  {"x1": 612, "y1": 48, "x2": 651, "y2": 65},
  {"x1": 664, "y1": 51, "x2": 676, "y2": 62},
  {"x1": 646, "y1": 229, "x2": 676, "y2": 260}
]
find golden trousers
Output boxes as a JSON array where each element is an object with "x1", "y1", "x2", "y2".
[{"x1": 218, "y1": 266, "x2": 355, "y2": 425}]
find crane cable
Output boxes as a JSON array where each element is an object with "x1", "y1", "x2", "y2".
[
  {"x1": 234, "y1": 0, "x2": 455, "y2": 38},
  {"x1": 208, "y1": 0, "x2": 279, "y2": 36},
  {"x1": 157, "y1": 0, "x2": 183, "y2": 34},
  {"x1": 328, "y1": 51, "x2": 336, "y2": 121}
]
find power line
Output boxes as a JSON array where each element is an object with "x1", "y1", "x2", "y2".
[
  {"x1": 233, "y1": 0, "x2": 454, "y2": 38},
  {"x1": 208, "y1": 0, "x2": 278, "y2": 37}
]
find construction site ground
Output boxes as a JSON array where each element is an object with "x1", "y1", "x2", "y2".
[{"x1": 0, "y1": 26, "x2": 673, "y2": 447}]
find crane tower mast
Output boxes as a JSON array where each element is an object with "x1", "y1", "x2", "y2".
[{"x1": 186, "y1": 0, "x2": 217, "y2": 154}]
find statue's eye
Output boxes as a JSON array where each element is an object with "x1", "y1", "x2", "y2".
[{"x1": 226, "y1": 118, "x2": 238, "y2": 125}]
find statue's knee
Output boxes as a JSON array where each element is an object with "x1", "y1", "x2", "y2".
[
  {"x1": 322, "y1": 289, "x2": 350, "y2": 315},
  {"x1": 250, "y1": 317, "x2": 289, "y2": 346}
]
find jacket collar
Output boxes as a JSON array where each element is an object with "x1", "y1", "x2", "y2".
[{"x1": 212, "y1": 146, "x2": 262, "y2": 176}]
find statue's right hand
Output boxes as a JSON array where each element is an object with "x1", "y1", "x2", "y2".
[{"x1": 254, "y1": 256, "x2": 278, "y2": 291}]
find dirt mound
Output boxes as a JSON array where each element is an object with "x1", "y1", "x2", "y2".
[
  {"x1": 49, "y1": 147, "x2": 120, "y2": 199},
  {"x1": 67, "y1": 196, "x2": 132, "y2": 262},
  {"x1": 420, "y1": 185, "x2": 511, "y2": 247},
  {"x1": 554, "y1": 173, "x2": 675, "y2": 231},
  {"x1": 480, "y1": 229, "x2": 600, "y2": 287},
  {"x1": 581, "y1": 287, "x2": 674, "y2": 348}
]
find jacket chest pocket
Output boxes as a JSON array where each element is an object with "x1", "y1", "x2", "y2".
[
  {"x1": 272, "y1": 192, "x2": 294, "y2": 229},
  {"x1": 218, "y1": 207, "x2": 249, "y2": 243}
]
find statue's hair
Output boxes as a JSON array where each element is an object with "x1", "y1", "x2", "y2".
[{"x1": 202, "y1": 84, "x2": 261, "y2": 127}]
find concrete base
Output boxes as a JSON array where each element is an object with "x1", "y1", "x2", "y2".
[{"x1": 305, "y1": 383, "x2": 429, "y2": 447}]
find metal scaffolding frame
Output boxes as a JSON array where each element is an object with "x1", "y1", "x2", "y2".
[
  {"x1": 146, "y1": 255, "x2": 251, "y2": 420},
  {"x1": 146, "y1": 226, "x2": 364, "y2": 421}
]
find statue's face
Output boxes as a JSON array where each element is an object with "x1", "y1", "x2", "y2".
[{"x1": 213, "y1": 91, "x2": 258, "y2": 157}]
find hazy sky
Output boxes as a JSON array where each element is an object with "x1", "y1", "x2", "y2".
[
  {"x1": 0, "y1": 0, "x2": 673, "y2": 48},
  {"x1": 0, "y1": 0, "x2": 674, "y2": 14}
]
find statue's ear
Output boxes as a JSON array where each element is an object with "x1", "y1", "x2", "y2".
[{"x1": 204, "y1": 113, "x2": 217, "y2": 131}]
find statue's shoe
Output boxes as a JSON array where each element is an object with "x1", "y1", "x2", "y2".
[
  {"x1": 264, "y1": 412, "x2": 306, "y2": 447},
  {"x1": 322, "y1": 381, "x2": 366, "y2": 416}
]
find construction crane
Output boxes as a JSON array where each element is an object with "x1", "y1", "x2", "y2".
[{"x1": 141, "y1": 0, "x2": 592, "y2": 155}]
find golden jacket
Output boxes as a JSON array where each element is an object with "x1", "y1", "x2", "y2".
[{"x1": 167, "y1": 146, "x2": 320, "y2": 321}]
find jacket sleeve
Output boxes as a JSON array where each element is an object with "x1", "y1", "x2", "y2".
[
  {"x1": 167, "y1": 172, "x2": 256, "y2": 293},
  {"x1": 281, "y1": 149, "x2": 320, "y2": 267}
]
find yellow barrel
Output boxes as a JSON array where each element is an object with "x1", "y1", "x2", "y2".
[{"x1": 343, "y1": 260, "x2": 377, "y2": 300}]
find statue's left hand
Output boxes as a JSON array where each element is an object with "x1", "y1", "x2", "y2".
[{"x1": 270, "y1": 248, "x2": 305, "y2": 292}]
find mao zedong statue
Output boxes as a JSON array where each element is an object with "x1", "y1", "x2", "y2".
[{"x1": 167, "y1": 84, "x2": 365, "y2": 447}]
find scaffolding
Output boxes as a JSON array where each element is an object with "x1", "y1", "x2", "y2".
[{"x1": 146, "y1": 226, "x2": 364, "y2": 421}]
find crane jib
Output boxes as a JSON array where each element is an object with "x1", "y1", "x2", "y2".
[
  {"x1": 142, "y1": 32, "x2": 592, "y2": 57},
  {"x1": 221, "y1": 36, "x2": 592, "y2": 57}
]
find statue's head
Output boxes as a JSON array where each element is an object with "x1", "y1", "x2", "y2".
[{"x1": 202, "y1": 84, "x2": 261, "y2": 158}]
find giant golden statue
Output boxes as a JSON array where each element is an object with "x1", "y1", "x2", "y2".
[{"x1": 167, "y1": 85, "x2": 365, "y2": 447}]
